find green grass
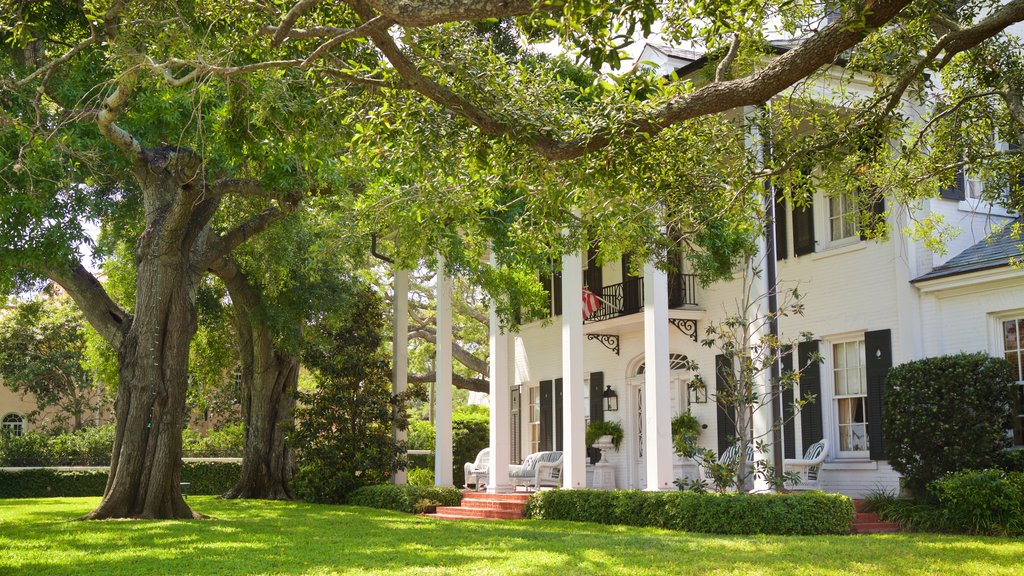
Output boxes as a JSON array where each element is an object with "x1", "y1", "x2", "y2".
[{"x1": 1, "y1": 497, "x2": 1023, "y2": 575}]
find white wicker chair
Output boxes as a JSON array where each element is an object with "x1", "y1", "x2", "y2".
[
  {"x1": 509, "y1": 451, "x2": 562, "y2": 490},
  {"x1": 784, "y1": 439, "x2": 829, "y2": 490},
  {"x1": 463, "y1": 448, "x2": 490, "y2": 489}
]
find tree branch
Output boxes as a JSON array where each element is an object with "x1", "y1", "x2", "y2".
[
  {"x1": 715, "y1": 34, "x2": 742, "y2": 83},
  {"x1": 362, "y1": 0, "x2": 546, "y2": 27},
  {"x1": 97, "y1": 75, "x2": 142, "y2": 160},
  {"x1": 408, "y1": 328, "x2": 489, "y2": 376},
  {"x1": 44, "y1": 262, "x2": 131, "y2": 350},
  {"x1": 301, "y1": 16, "x2": 393, "y2": 68},
  {"x1": 201, "y1": 206, "x2": 292, "y2": 267},
  {"x1": 409, "y1": 372, "x2": 489, "y2": 393},
  {"x1": 272, "y1": 0, "x2": 327, "y2": 46}
]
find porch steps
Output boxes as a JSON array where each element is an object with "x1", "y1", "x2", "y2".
[
  {"x1": 852, "y1": 500, "x2": 901, "y2": 534},
  {"x1": 427, "y1": 491, "x2": 530, "y2": 521}
]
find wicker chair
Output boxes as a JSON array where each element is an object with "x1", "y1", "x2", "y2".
[
  {"x1": 508, "y1": 451, "x2": 562, "y2": 490},
  {"x1": 463, "y1": 448, "x2": 490, "y2": 489},
  {"x1": 784, "y1": 439, "x2": 829, "y2": 490}
]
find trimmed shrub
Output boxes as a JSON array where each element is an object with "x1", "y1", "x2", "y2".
[
  {"x1": 348, "y1": 484, "x2": 462, "y2": 514},
  {"x1": 0, "y1": 425, "x2": 115, "y2": 466},
  {"x1": 407, "y1": 467, "x2": 434, "y2": 487},
  {"x1": 995, "y1": 449, "x2": 1024, "y2": 472},
  {"x1": 525, "y1": 489, "x2": 854, "y2": 535},
  {"x1": 883, "y1": 353, "x2": 1015, "y2": 492},
  {"x1": 0, "y1": 462, "x2": 240, "y2": 498},
  {"x1": 931, "y1": 470, "x2": 1024, "y2": 535}
]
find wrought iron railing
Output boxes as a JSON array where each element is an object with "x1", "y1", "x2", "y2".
[{"x1": 585, "y1": 273, "x2": 697, "y2": 324}]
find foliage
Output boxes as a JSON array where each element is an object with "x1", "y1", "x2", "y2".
[
  {"x1": 0, "y1": 296, "x2": 105, "y2": 431},
  {"x1": 996, "y1": 449, "x2": 1024, "y2": 473},
  {"x1": 883, "y1": 353, "x2": 1016, "y2": 493},
  {"x1": 863, "y1": 490, "x2": 950, "y2": 534},
  {"x1": 931, "y1": 470, "x2": 1024, "y2": 536},
  {"x1": 291, "y1": 284, "x2": 408, "y2": 504},
  {"x1": 585, "y1": 419, "x2": 624, "y2": 450},
  {"x1": 406, "y1": 408, "x2": 490, "y2": 487},
  {"x1": 347, "y1": 484, "x2": 462, "y2": 514},
  {"x1": 525, "y1": 489, "x2": 854, "y2": 535},
  {"x1": 0, "y1": 424, "x2": 243, "y2": 466},
  {"x1": 671, "y1": 411, "x2": 704, "y2": 458},
  {"x1": 406, "y1": 468, "x2": 434, "y2": 487},
  {"x1": 181, "y1": 423, "x2": 244, "y2": 457},
  {"x1": 0, "y1": 462, "x2": 239, "y2": 499}
]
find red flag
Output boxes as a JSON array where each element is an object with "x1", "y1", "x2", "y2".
[{"x1": 582, "y1": 288, "x2": 601, "y2": 320}]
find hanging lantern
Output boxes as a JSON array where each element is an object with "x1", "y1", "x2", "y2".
[{"x1": 602, "y1": 385, "x2": 619, "y2": 412}]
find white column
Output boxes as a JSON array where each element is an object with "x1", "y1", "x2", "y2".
[
  {"x1": 487, "y1": 285, "x2": 513, "y2": 493},
  {"x1": 434, "y1": 257, "x2": 454, "y2": 487},
  {"x1": 643, "y1": 261, "x2": 674, "y2": 490},
  {"x1": 393, "y1": 269, "x2": 410, "y2": 485},
  {"x1": 749, "y1": 236, "x2": 775, "y2": 493},
  {"x1": 561, "y1": 251, "x2": 587, "y2": 489}
]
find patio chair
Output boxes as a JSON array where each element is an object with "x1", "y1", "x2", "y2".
[
  {"x1": 509, "y1": 451, "x2": 562, "y2": 490},
  {"x1": 706, "y1": 442, "x2": 755, "y2": 478},
  {"x1": 464, "y1": 448, "x2": 490, "y2": 489},
  {"x1": 784, "y1": 439, "x2": 829, "y2": 490}
]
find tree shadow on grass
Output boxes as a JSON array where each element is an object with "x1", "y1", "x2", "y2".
[{"x1": 2, "y1": 497, "x2": 1023, "y2": 576}]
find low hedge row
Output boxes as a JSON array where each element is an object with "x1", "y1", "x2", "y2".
[
  {"x1": 347, "y1": 484, "x2": 462, "y2": 514},
  {"x1": 0, "y1": 461, "x2": 241, "y2": 499},
  {"x1": 524, "y1": 489, "x2": 854, "y2": 535}
]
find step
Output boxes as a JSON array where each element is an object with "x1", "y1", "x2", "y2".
[
  {"x1": 429, "y1": 511, "x2": 504, "y2": 521},
  {"x1": 458, "y1": 500, "x2": 528, "y2": 512},
  {"x1": 852, "y1": 499, "x2": 871, "y2": 513},
  {"x1": 433, "y1": 506, "x2": 523, "y2": 520},
  {"x1": 853, "y1": 522, "x2": 901, "y2": 534},
  {"x1": 855, "y1": 512, "x2": 881, "y2": 523},
  {"x1": 461, "y1": 492, "x2": 530, "y2": 503}
]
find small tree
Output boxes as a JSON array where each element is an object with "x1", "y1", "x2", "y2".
[
  {"x1": 291, "y1": 284, "x2": 410, "y2": 504},
  {"x1": 691, "y1": 251, "x2": 816, "y2": 493},
  {"x1": 883, "y1": 352, "x2": 1015, "y2": 494},
  {"x1": 0, "y1": 295, "x2": 106, "y2": 431}
]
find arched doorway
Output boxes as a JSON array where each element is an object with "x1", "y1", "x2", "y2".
[{"x1": 626, "y1": 354, "x2": 692, "y2": 489}]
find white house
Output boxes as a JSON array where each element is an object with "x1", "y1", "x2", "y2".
[{"x1": 391, "y1": 40, "x2": 1024, "y2": 498}]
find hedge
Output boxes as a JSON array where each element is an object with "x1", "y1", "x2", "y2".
[
  {"x1": 0, "y1": 461, "x2": 241, "y2": 499},
  {"x1": 524, "y1": 489, "x2": 854, "y2": 535},
  {"x1": 931, "y1": 469, "x2": 1024, "y2": 536},
  {"x1": 347, "y1": 484, "x2": 462, "y2": 514}
]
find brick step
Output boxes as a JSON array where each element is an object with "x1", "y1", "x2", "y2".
[
  {"x1": 457, "y1": 500, "x2": 528, "y2": 512},
  {"x1": 852, "y1": 499, "x2": 871, "y2": 513},
  {"x1": 855, "y1": 512, "x2": 881, "y2": 523},
  {"x1": 433, "y1": 506, "x2": 523, "y2": 520},
  {"x1": 461, "y1": 492, "x2": 530, "y2": 503},
  {"x1": 429, "y1": 511, "x2": 505, "y2": 521},
  {"x1": 853, "y1": 522, "x2": 902, "y2": 534}
]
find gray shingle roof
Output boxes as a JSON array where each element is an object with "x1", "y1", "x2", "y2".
[{"x1": 913, "y1": 218, "x2": 1024, "y2": 282}]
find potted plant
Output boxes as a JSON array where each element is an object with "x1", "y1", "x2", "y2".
[
  {"x1": 671, "y1": 411, "x2": 705, "y2": 458},
  {"x1": 586, "y1": 420, "x2": 624, "y2": 451}
]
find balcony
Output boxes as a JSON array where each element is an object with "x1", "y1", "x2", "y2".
[{"x1": 585, "y1": 273, "x2": 699, "y2": 325}]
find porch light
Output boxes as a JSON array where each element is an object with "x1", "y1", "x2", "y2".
[{"x1": 602, "y1": 385, "x2": 619, "y2": 412}]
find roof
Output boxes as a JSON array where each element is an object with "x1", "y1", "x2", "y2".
[
  {"x1": 913, "y1": 218, "x2": 1024, "y2": 283},
  {"x1": 645, "y1": 43, "x2": 704, "y2": 63}
]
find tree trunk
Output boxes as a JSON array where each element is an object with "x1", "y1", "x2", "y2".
[
  {"x1": 84, "y1": 260, "x2": 199, "y2": 519},
  {"x1": 213, "y1": 258, "x2": 298, "y2": 500}
]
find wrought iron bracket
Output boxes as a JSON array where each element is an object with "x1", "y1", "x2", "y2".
[
  {"x1": 586, "y1": 333, "x2": 620, "y2": 356},
  {"x1": 669, "y1": 318, "x2": 698, "y2": 342}
]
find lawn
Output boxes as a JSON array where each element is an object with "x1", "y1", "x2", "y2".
[{"x1": 1, "y1": 497, "x2": 1022, "y2": 576}]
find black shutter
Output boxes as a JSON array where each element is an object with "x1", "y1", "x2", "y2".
[
  {"x1": 511, "y1": 386, "x2": 522, "y2": 464},
  {"x1": 781, "y1": 350, "x2": 796, "y2": 459},
  {"x1": 588, "y1": 372, "x2": 605, "y2": 463},
  {"x1": 585, "y1": 246, "x2": 603, "y2": 292},
  {"x1": 554, "y1": 377, "x2": 564, "y2": 451},
  {"x1": 715, "y1": 354, "x2": 736, "y2": 456},
  {"x1": 859, "y1": 191, "x2": 886, "y2": 241},
  {"x1": 539, "y1": 380, "x2": 553, "y2": 452},
  {"x1": 552, "y1": 272, "x2": 563, "y2": 317},
  {"x1": 792, "y1": 198, "x2": 815, "y2": 256},
  {"x1": 621, "y1": 254, "x2": 641, "y2": 314},
  {"x1": 775, "y1": 196, "x2": 788, "y2": 260},
  {"x1": 865, "y1": 329, "x2": 892, "y2": 461},
  {"x1": 798, "y1": 340, "x2": 823, "y2": 453},
  {"x1": 939, "y1": 166, "x2": 966, "y2": 200}
]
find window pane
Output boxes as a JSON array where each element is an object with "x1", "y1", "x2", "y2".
[
  {"x1": 846, "y1": 343, "x2": 859, "y2": 371},
  {"x1": 1005, "y1": 320, "x2": 1019, "y2": 352},
  {"x1": 834, "y1": 343, "x2": 846, "y2": 370},
  {"x1": 835, "y1": 369, "x2": 847, "y2": 396},
  {"x1": 1007, "y1": 353, "x2": 1022, "y2": 383}
]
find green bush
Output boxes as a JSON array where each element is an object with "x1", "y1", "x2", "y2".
[
  {"x1": 407, "y1": 467, "x2": 434, "y2": 486},
  {"x1": 348, "y1": 484, "x2": 462, "y2": 514},
  {"x1": 995, "y1": 449, "x2": 1024, "y2": 472},
  {"x1": 931, "y1": 470, "x2": 1024, "y2": 535},
  {"x1": 0, "y1": 462, "x2": 240, "y2": 498},
  {"x1": 182, "y1": 423, "x2": 244, "y2": 456},
  {"x1": 883, "y1": 353, "x2": 1015, "y2": 492},
  {"x1": 407, "y1": 408, "x2": 490, "y2": 487},
  {"x1": 863, "y1": 491, "x2": 948, "y2": 533},
  {"x1": 525, "y1": 489, "x2": 854, "y2": 535},
  {"x1": 0, "y1": 425, "x2": 115, "y2": 466}
]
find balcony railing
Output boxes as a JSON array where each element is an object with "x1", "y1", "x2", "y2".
[{"x1": 585, "y1": 273, "x2": 698, "y2": 324}]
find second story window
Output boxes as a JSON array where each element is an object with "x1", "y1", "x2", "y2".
[{"x1": 829, "y1": 194, "x2": 858, "y2": 242}]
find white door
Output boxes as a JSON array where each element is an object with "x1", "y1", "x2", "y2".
[{"x1": 628, "y1": 377, "x2": 646, "y2": 489}]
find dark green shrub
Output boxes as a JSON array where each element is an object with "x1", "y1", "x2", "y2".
[
  {"x1": 525, "y1": 489, "x2": 853, "y2": 535},
  {"x1": 883, "y1": 353, "x2": 1015, "y2": 492},
  {"x1": 863, "y1": 491, "x2": 949, "y2": 533},
  {"x1": 0, "y1": 425, "x2": 115, "y2": 466},
  {"x1": 347, "y1": 484, "x2": 462, "y2": 513},
  {"x1": 995, "y1": 449, "x2": 1024, "y2": 472},
  {"x1": 931, "y1": 470, "x2": 1024, "y2": 535},
  {"x1": 407, "y1": 409, "x2": 490, "y2": 487},
  {"x1": 182, "y1": 423, "x2": 244, "y2": 457},
  {"x1": 0, "y1": 462, "x2": 240, "y2": 498}
]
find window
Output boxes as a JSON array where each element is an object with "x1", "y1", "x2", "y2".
[
  {"x1": 528, "y1": 386, "x2": 540, "y2": 455},
  {"x1": 2, "y1": 414, "x2": 25, "y2": 437},
  {"x1": 828, "y1": 194, "x2": 858, "y2": 242},
  {"x1": 1003, "y1": 319, "x2": 1024, "y2": 445},
  {"x1": 833, "y1": 339, "x2": 868, "y2": 456}
]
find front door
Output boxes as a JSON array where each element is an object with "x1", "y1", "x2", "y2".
[{"x1": 628, "y1": 377, "x2": 646, "y2": 489}]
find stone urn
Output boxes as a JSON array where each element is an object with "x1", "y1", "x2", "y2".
[{"x1": 592, "y1": 435, "x2": 617, "y2": 490}]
